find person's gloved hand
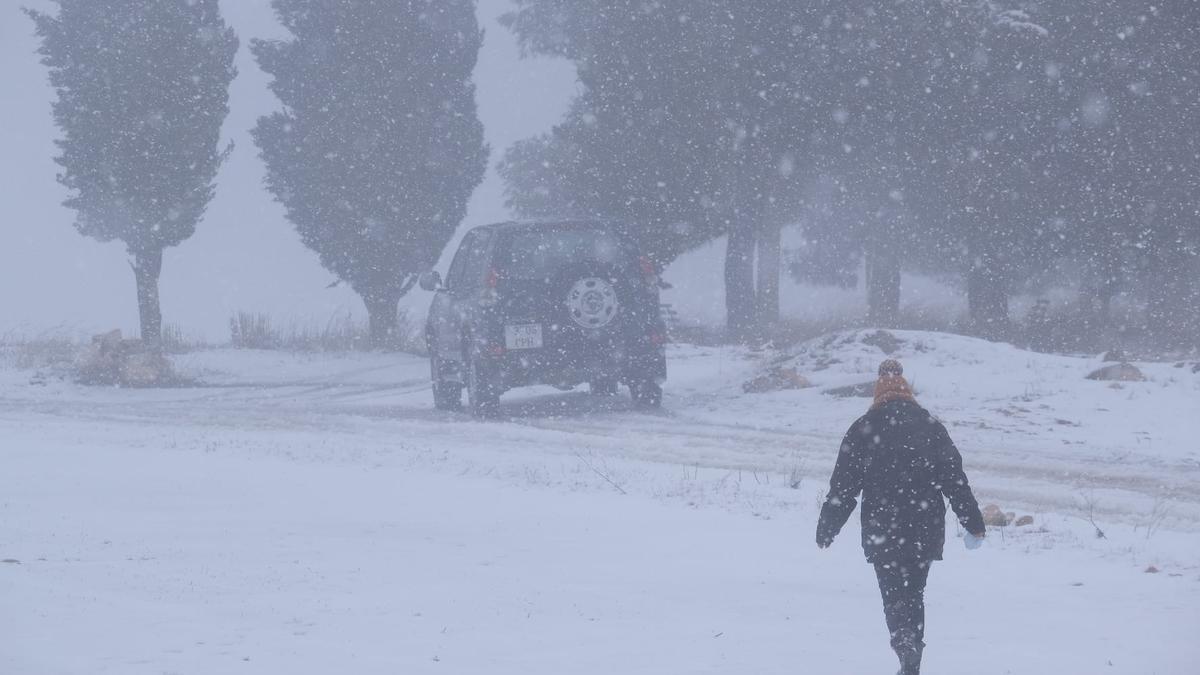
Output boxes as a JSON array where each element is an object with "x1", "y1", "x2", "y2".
[
  {"x1": 816, "y1": 534, "x2": 833, "y2": 549},
  {"x1": 964, "y1": 531, "x2": 985, "y2": 550}
]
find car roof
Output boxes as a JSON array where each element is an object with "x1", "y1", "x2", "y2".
[{"x1": 471, "y1": 218, "x2": 628, "y2": 235}]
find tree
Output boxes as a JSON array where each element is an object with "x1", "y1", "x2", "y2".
[
  {"x1": 839, "y1": 0, "x2": 1059, "y2": 337},
  {"x1": 27, "y1": 0, "x2": 238, "y2": 344},
  {"x1": 501, "y1": 1, "x2": 819, "y2": 341},
  {"x1": 253, "y1": 0, "x2": 488, "y2": 347},
  {"x1": 505, "y1": 0, "x2": 1196, "y2": 346},
  {"x1": 1049, "y1": 1, "x2": 1200, "y2": 347},
  {"x1": 1137, "y1": 3, "x2": 1200, "y2": 348},
  {"x1": 499, "y1": 3, "x2": 733, "y2": 265},
  {"x1": 710, "y1": 3, "x2": 820, "y2": 336}
]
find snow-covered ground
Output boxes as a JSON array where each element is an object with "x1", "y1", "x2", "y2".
[{"x1": 3, "y1": 331, "x2": 1198, "y2": 673}]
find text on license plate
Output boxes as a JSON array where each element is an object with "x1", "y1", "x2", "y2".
[{"x1": 505, "y1": 324, "x2": 543, "y2": 350}]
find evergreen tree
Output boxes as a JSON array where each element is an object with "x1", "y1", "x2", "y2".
[
  {"x1": 504, "y1": 0, "x2": 1196, "y2": 346},
  {"x1": 500, "y1": 1, "x2": 817, "y2": 340},
  {"x1": 253, "y1": 0, "x2": 488, "y2": 347},
  {"x1": 1049, "y1": 1, "x2": 1200, "y2": 347},
  {"x1": 27, "y1": 0, "x2": 238, "y2": 344},
  {"x1": 500, "y1": 2, "x2": 733, "y2": 265}
]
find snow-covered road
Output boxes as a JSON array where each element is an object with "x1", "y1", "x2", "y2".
[
  {"x1": 6, "y1": 332, "x2": 1199, "y2": 529},
  {"x1": 3, "y1": 331, "x2": 1198, "y2": 673}
]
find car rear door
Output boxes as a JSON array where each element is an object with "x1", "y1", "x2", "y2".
[
  {"x1": 432, "y1": 229, "x2": 492, "y2": 361},
  {"x1": 496, "y1": 227, "x2": 643, "y2": 354}
]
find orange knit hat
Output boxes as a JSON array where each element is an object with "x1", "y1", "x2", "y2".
[{"x1": 872, "y1": 359, "x2": 916, "y2": 409}]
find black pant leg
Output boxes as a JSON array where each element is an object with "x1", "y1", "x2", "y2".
[
  {"x1": 874, "y1": 561, "x2": 905, "y2": 648},
  {"x1": 908, "y1": 561, "x2": 930, "y2": 648},
  {"x1": 874, "y1": 560, "x2": 932, "y2": 673}
]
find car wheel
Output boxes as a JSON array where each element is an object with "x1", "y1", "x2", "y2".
[
  {"x1": 467, "y1": 355, "x2": 500, "y2": 418},
  {"x1": 430, "y1": 353, "x2": 462, "y2": 411},
  {"x1": 557, "y1": 263, "x2": 626, "y2": 336},
  {"x1": 629, "y1": 379, "x2": 662, "y2": 410},
  {"x1": 589, "y1": 377, "x2": 619, "y2": 396}
]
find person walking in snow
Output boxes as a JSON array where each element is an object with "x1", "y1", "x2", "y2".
[{"x1": 816, "y1": 359, "x2": 986, "y2": 675}]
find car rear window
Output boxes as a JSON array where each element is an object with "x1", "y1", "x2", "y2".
[{"x1": 502, "y1": 229, "x2": 635, "y2": 281}]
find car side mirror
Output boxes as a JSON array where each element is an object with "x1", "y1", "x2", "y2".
[{"x1": 418, "y1": 270, "x2": 443, "y2": 291}]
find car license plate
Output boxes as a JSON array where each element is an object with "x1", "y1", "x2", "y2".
[{"x1": 505, "y1": 324, "x2": 543, "y2": 350}]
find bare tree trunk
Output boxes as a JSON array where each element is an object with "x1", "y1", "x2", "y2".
[
  {"x1": 132, "y1": 247, "x2": 163, "y2": 346},
  {"x1": 1145, "y1": 242, "x2": 1200, "y2": 349},
  {"x1": 1079, "y1": 246, "x2": 1121, "y2": 347},
  {"x1": 755, "y1": 221, "x2": 782, "y2": 333},
  {"x1": 725, "y1": 226, "x2": 758, "y2": 342},
  {"x1": 967, "y1": 250, "x2": 1011, "y2": 340},
  {"x1": 363, "y1": 292, "x2": 401, "y2": 350},
  {"x1": 865, "y1": 243, "x2": 901, "y2": 328}
]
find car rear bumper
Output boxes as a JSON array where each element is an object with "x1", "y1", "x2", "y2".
[{"x1": 489, "y1": 343, "x2": 666, "y2": 390}]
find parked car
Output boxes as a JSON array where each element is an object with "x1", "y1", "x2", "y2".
[{"x1": 419, "y1": 220, "x2": 667, "y2": 416}]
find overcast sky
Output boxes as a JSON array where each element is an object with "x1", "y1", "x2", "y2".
[{"x1": 0, "y1": 0, "x2": 577, "y2": 341}]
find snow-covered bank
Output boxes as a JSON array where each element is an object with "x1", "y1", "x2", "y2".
[{"x1": 3, "y1": 330, "x2": 1198, "y2": 673}]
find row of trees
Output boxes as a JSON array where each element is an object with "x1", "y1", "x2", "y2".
[
  {"x1": 499, "y1": 1, "x2": 1199, "y2": 346},
  {"x1": 29, "y1": 1, "x2": 1199, "y2": 349},
  {"x1": 29, "y1": 0, "x2": 486, "y2": 347}
]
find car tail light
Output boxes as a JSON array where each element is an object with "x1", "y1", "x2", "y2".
[
  {"x1": 639, "y1": 256, "x2": 659, "y2": 289},
  {"x1": 649, "y1": 331, "x2": 668, "y2": 346},
  {"x1": 479, "y1": 268, "x2": 500, "y2": 307}
]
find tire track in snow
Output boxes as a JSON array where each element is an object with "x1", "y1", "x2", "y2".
[{"x1": 2, "y1": 380, "x2": 1197, "y2": 529}]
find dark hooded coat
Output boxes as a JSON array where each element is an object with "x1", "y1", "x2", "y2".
[{"x1": 817, "y1": 399, "x2": 985, "y2": 562}]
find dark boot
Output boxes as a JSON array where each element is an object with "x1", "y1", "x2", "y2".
[{"x1": 896, "y1": 644, "x2": 922, "y2": 675}]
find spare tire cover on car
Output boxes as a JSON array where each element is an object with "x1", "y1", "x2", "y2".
[{"x1": 566, "y1": 276, "x2": 619, "y2": 329}]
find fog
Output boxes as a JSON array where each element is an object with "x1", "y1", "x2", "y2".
[
  {"x1": 3, "y1": 5, "x2": 1198, "y2": 673},
  {"x1": 4, "y1": 1, "x2": 1196, "y2": 352}
]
